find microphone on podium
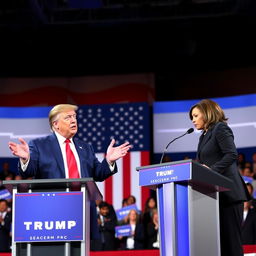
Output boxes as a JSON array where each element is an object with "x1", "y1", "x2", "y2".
[{"x1": 159, "y1": 128, "x2": 194, "y2": 164}]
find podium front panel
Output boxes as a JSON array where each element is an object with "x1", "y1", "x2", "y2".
[
  {"x1": 3, "y1": 179, "x2": 96, "y2": 256},
  {"x1": 138, "y1": 160, "x2": 231, "y2": 256},
  {"x1": 14, "y1": 192, "x2": 84, "y2": 243},
  {"x1": 188, "y1": 186, "x2": 220, "y2": 256},
  {"x1": 157, "y1": 182, "x2": 220, "y2": 256}
]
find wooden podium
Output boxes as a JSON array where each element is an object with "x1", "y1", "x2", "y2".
[
  {"x1": 3, "y1": 178, "x2": 102, "y2": 256},
  {"x1": 137, "y1": 159, "x2": 233, "y2": 256}
]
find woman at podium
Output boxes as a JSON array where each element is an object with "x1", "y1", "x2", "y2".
[{"x1": 189, "y1": 99, "x2": 250, "y2": 256}]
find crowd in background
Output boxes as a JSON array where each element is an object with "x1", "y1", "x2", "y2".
[
  {"x1": 2, "y1": 152, "x2": 256, "y2": 252},
  {"x1": 237, "y1": 152, "x2": 256, "y2": 245},
  {"x1": 91, "y1": 195, "x2": 159, "y2": 251}
]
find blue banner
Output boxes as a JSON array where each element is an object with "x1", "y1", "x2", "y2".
[
  {"x1": 14, "y1": 192, "x2": 84, "y2": 242},
  {"x1": 243, "y1": 176, "x2": 253, "y2": 184},
  {"x1": 0, "y1": 189, "x2": 12, "y2": 200},
  {"x1": 242, "y1": 176, "x2": 256, "y2": 198},
  {"x1": 115, "y1": 204, "x2": 138, "y2": 221},
  {"x1": 139, "y1": 162, "x2": 191, "y2": 186},
  {"x1": 115, "y1": 225, "x2": 132, "y2": 237}
]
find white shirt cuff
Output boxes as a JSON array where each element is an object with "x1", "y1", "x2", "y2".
[
  {"x1": 20, "y1": 158, "x2": 30, "y2": 172},
  {"x1": 107, "y1": 161, "x2": 116, "y2": 172}
]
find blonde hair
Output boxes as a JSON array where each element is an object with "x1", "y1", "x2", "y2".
[
  {"x1": 189, "y1": 99, "x2": 228, "y2": 130},
  {"x1": 127, "y1": 209, "x2": 140, "y2": 224},
  {"x1": 49, "y1": 104, "x2": 78, "y2": 130}
]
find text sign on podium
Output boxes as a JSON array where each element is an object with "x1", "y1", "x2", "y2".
[
  {"x1": 139, "y1": 162, "x2": 192, "y2": 186},
  {"x1": 14, "y1": 191, "x2": 84, "y2": 242}
]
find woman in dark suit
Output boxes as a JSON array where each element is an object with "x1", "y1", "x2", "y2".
[{"x1": 189, "y1": 99, "x2": 250, "y2": 256}]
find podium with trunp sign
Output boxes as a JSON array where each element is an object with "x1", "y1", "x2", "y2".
[
  {"x1": 3, "y1": 178, "x2": 102, "y2": 256},
  {"x1": 137, "y1": 159, "x2": 233, "y2": 256}
]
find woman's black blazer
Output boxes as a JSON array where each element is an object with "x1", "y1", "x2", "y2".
[{"x1": 197, "y1": 122, "x2": 250, "y2": 204}]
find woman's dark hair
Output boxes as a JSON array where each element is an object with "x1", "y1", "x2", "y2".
[
  {"x1": 189, "y1": 99, "x2": 228, "y2": 130},
  {"x1": 144, "y1": 197, "x2": 157, "y2": 213}
]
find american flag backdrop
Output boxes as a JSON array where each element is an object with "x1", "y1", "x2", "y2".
[{"x1": 76, "y1": 102, "x2": 151, "y2": 211}]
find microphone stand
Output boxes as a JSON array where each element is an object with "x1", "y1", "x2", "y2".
[{"x1": 159, "y1": 129, "x2": 193, "y2": 164}]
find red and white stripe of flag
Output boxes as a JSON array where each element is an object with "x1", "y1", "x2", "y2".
[{"x1": 96, "y1": 151, "x2": 150, "y2": 211}]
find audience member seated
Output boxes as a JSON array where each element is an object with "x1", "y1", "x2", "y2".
[
  {"x1": 0, "y1": 162, "x2": 14, "y2": 181},
  {"x1": 117, "y1": 209, "x2": 145, "y2": 250},
  {"x1": 0, "y1": 199, "x2": 12, "y2": 252},
  {"x1": 126, "y1": 195, "x2": 142, "y2": 216},
  {"x1": 241, "y1": 167, "x2": 254, "y2": 188},
  {"x1": 142, "y1": 196, "x2": 157, "y2": 247},
  {"x1": 4, "y1": 174, "x2": 14, "y2": 181},
  {"x1": 143, "y1": 197, "x2": 157, "y2": 225},
  {"x1": 122, "y1": 198, "x2": 128, "y2": 207},
  {"x1": 242, "y1": 199, "x2": 256, "y2": 245},
  {"x1": 14, "y1": 175, "x2": 22, "y2": 180},
  {"x1": 252, "y1": 152, "x2": 256, "y2": 177},
  {"x1": 96, "y1": 199, "x2": 116, "y2": 219},
  {"x1": 245, "y1": 161, "x2": 253, "y2": 170},
  {"x1": 93, "y1": 201, "x2": 117, "y2": 251},
  {"x1": 237, "y1": 152, "x2": 246, "y2": 173},
  {"x1": 242, "y1": 166, "x2": 254, "y2": 179},
  {"x1": 146, "y1": 208, "x2": 159, "y2": 249},
  {"x1": 126, "y1": 195, "x2": 137, "y2": 206},
  {"x1": 246, "y1": 183, "x2": 256, "y2": 208},
  {"x1": 161, "y1": 155, "x2": 172, "y2": 163}
]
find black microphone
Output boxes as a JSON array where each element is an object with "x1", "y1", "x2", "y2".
[{"x1": 159, "y1": 128, "x2": 194, "y2": 164}]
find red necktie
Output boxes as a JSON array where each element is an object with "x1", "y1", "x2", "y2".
[{"x1": 65, "y1": 139, "x2": 80, "y2": 178}]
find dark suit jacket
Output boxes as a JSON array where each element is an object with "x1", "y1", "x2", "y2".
[
  {"x1": 17, "y1": 133, "x2": 117, "y2": 240},
  {"x1": 197, "y1": 122, "x2": 250, "y2": 204},
  {"x1": 146, "y1": 222, "x2": 159, "y2": 249},
  {"x1": 242, "y1": 206, "x2": 256, "y2": 244},
  {"x1": 0, "y1": 211, "x2": 11, "y2": 252},
  {"x1": 18, "y1": 133, "x2": 117, "y2": 180},
  {"x1": 98, "y1": 213, "x2": 117, "y2": 250},
  {"x1": 119, "y1": 223, "x2": 145, "y2": 250}
]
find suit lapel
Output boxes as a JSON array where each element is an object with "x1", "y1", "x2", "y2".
[
  {"x1": 50, "y1": 133, "x2": 65, "y2": 176},
  {"x1": 197, "y1": 126, "x2": 214, "y2": 159},
  {"x1": 73, "y1": 138, "x2": 86, "y2": 177},
  {"x1": 196, "y1": 132, "x2": 204, "y2": 159},
  {"x1": 197, "y1": 132, "x2": 204, "y2": 151}
]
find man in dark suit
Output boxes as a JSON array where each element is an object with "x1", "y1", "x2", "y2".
[
  {"x1": 0, "y1": 199, "x2": 11, "y2": 252},
  {"x1": 242, "y1": 200, "x2": 256, "y2": 245},
  {"x1": 8, "y1": 104, "x2": 131, "y2": 180},
  {"x1": 190, "y1": 99, "x2": 250, "y2": 256},
  {"x1": 96, "y1": 201, "x2": 117, "y2": 251},
  {"x1": 8, "y1": 104, "x2": 131, "y2": 239}
]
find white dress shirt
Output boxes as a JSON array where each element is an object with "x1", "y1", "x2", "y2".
[
  {"x1": 0, "y1": 211, "x2": 7, "y2": 226},
  {"x1": 54, "y1": 132, "x2": 81, "y2": 178}
]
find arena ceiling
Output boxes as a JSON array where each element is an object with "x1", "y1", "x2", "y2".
[{"x1": 0, "y1": 0, "x2": 255, "y2": 76}]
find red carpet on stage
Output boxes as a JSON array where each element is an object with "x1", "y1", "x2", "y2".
[
  {"x1": 91, "y1": 250, "x2": 159, "y2": 256},
  {"x1": 0, "y1": 246, "x2": 256, "y2": 256},
  {"x1": 244, "y1": 245, "x2": 256, "y2": 253},
  {"x1": 0, "y1": 251, "x2": 159, "y2": 256}
]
